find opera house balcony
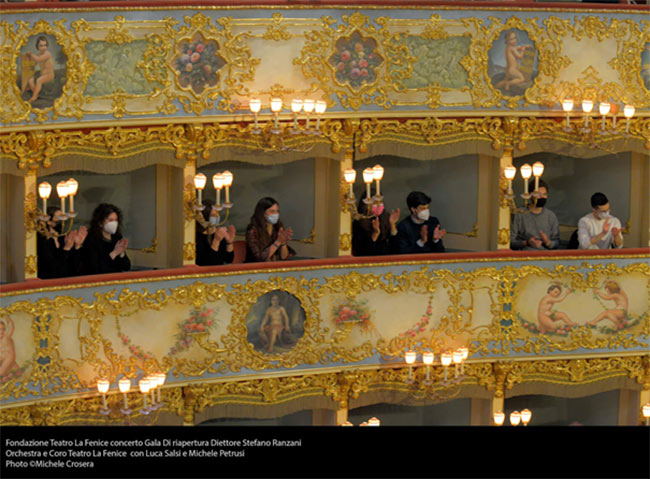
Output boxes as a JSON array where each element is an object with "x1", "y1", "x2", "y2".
[{"x1": 0, "y1": 0, "x2": 649, "y2": 437}]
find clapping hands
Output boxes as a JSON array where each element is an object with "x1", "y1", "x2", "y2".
[
  {"x1": 112, "y1": 238, "x2": 128, "y2": 257},
  {"x1": 277, "y1": 226, "x2": 293, "y2": 245}
]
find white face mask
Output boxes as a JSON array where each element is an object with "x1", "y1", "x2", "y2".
[
  {"x1": 208, "y1": 216, "x2": 219, "y2": 226},
  {"x1": 103, "y1": 220, "x2": 118, "y2": 235},
  {"x1": 416, "y1": 209, "x2": 430, "y2": 222},
  {"x1": 266, "y1": 213, "x2": 280, "y2": 225},
  {"x1": 597, "y1": 211, "x2": 611, "y2": 220}
]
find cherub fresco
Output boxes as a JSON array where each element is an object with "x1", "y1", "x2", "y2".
[
  {"x1": 587, "y1": 280, "x2": 629, "y2": 330},
  {"x1": 489, "y1": 29, "x2": 537, "y2": 96},
  {"x1": 536, "y1": 283, "x2": 577, "y2": 333},
  {"x1": 0, "y1": 317, "x2": 21, "y2": 382},
  {"x1": 17, "y1": 34, "x2": 66, "y2": 109},
  {"x1": 246, "y1": 290, "x2": 305, "y2": 355}
]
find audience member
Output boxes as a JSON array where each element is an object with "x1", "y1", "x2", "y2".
[
  {"x1": 83, "y1": 203, "x2": 131, "y2": 275},
  {"x1": 37, "y1": 206, "x2": 87, "y2": 279},
  {"x1": 195, "y1": 199, "x2": 235, "y2": 266},
  {"x1": 396, "y1": 191, "x2": 446, "y2": 254},
  {"x1": 245, "y1": 197, "x2": 295, "y2": 262},
  {"x1": 577, "y1": 192, "x2": 623, "y2": 249},
  {"x1": 510, "y1": 180, "x2": 560, "y2": 250},
  {"x1": 352, "y1": 190, "x2": 400, "y2": 256}
]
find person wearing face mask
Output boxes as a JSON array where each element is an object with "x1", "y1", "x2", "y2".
[
  {"x1": 195, "y1": 199, "x2": 235, "y2": 266},
  {"x1": 510, "y1": 180, "x2": 559, "y2": 251},
  {"x1": 83, "y1": 203, "x2": 131, "y2": 275},
  {"x1": 396, "y1": 191, "x2": 446, "y2": 254},
  {"x1": 37, "y1": 206, "x2": 87, "y2": 279},
  {"x1": 352, "y1": 189, "x2": 400, "y2": 256},
  {"x1": 245, "y1": 197, "x2": 295, "y2": 262},
  {"x1": 577, "y1": 192, "x2": 623, "y2": 249}
]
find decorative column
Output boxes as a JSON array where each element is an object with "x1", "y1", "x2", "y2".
[
  {"x1": 182, "y1": 154, "x2": 197, "y2": 266},
  {"x1": 338, "y1": 147, "x2": 354, "y2": 256},
  {"x1": 24, "y1": 167, "x2": 39, "y2": 279},
  {"x1": 496, "y1": 148, "x2": 514, "y2": 250}
]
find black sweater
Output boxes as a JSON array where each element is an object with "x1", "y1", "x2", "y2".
[
  {"x1": 37, "y1": 234, "x2": 82, "y2": 279},
  {"x1": 195, "y1": 229, "x2": 234, "y2": 266},
  {"x1": 352, "y1": 219, "x2": 398, "y2": 256},
  {"x1": 82, "y1": 233, "x2": 131, "y2": 275},
  {"x1": 396, "y1": 216, "x2": 445, "y2": 254}
]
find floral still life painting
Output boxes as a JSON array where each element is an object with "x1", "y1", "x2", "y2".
[
  {"x1": 332, "y1": 298, "x2": 377, "y2": 335},
  {"x1": 329, "y1": 31, "x2": 384, "y2": 91},
  {"x1": 174, "y1": 35, "x2": 226, "y2": 95}
]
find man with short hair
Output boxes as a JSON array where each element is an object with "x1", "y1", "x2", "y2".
[
  {"x1": 577, "y1": 192, "x2": 623, "y2": 249},
  {"x1": 396, "y1": 191, "x2": 446, "y2": 254},
  {"x1": 510, "y1": 180, "x2": 560, "y2": 250}
]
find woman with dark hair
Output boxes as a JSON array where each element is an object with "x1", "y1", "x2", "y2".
[
  {"x1": 195, "y1": 199, "x2": 235, "y2": 266},
  {"x1": 352, "y1": 190, "x2": 400, "y2": 257},
  {"x1": 37, "y1": 206, "x2": 87, "y2": 279},
  {"x1": 245, "y1": 197, "x2": 295, "y2": 262},
  {"x1": 82, "y1": 203, "x2": 130, "y2": 275}
]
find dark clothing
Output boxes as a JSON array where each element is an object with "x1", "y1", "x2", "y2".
[
  {"x1": 195, "y1": 229, "x2": 234, "y2": 266},
  {"x1": 245, "y1": 225, "x2": 296, "y2": 263},
  {"x1": 82, "y1": 233, "x2": 130, "y2": 275},
  {"x1": 352, "y1": 219, "x2": 398, "y2": 256},
  {"x1": 37, "y1": 234, "x2": 82, "y2": 279},
  {"x1": 396, "y1": 216, "x2": 445, "y2": 254}
]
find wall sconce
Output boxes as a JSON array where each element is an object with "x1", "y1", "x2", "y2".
[
  {"x1": 191, "y1": 171, "x2": 235, "y2": 227},
  {"x1": 139, "y1": 378, "x2": 153, "y2": 415},
  {"x1": 193, "y1": 173, "x2": 207, "y2": 210},
  {"x1": 405, "y1": 350, "x2": 417, "y2": 383},
  {"x1": 118, "y1": 377, "x2": 132, "y2": 415},
  {"x1": 249, "y1": 98, "x2": 262, "y2": 133},
  {"x1": 561, "y1": 98, "x2": 635, "y2": 136},
  {"x1": 270, "y1": 98, "x2": 283, "y2": 134},
  {"x1": 623, "y1": 104, "x2": 635, "y2": 133},
  {"x1": 562, "y1": 99, "x2": 574, "y2": 131},
  {"x1": 422, "y1": 351, "x2": 434, "y2": 385},
  {"x1": 342, "y1": 164, "x2": 385, "y2": 220},
  {"x1": 500, "y1": 162, "x2": 544, "y2": 214},
  {"x1": 249, "y1": 97, "x2": 327, "y2": 136},
  {"x1": 36, "y1": 178, "x2": 80, "y2": 236},
  {"x1": 97, "y1": 379, "x2": 110, "y2": 415},
  {"x1": 581, "y1": 99, "x2": 594, "y2": 132}
]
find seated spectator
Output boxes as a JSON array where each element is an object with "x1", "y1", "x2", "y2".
[
  {"x1": 396, "y1": 191, "x2": 446, "y2": 254},
  {"x1": 245, "y1": 197, "x2": 296, "y2": 262},
  {"x1": 577, "y1": 192, "x2": 623, "y2": 249},
  {"x1": 83, "y1": 203, "x2": 130, "y2": 275},
  {"x1": 352, "y1": 190, "x2": 400, "y2": 256},
  {"x1": 37, "y1": 206, "x2": 87, "y2": 279},
  {"x1": 195, "y1": 199, "x2": 235, "y2": 266},
  {"x1": 510, "y1": 180, "x2": 559, "y2": 250}
]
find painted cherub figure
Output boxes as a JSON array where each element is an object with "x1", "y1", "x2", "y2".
[
  {"x1": 495, "y1": 31, "x2": 532, "y2": 92},
  {"x1": 22, "y1": 36, "x2": 55, "y2": 104},
  {"x1": 259, "y1": 294, "x2": 291, "y2": 353},
  {"x1": 536, "y1": 283, "x2": 577, "y2": 333},
  {"x1": 0, "y1": 317, "x2": 19, "y2": 379},
  {"x1": 587, "y1": 280, "x2": 629, "y2": 330}
]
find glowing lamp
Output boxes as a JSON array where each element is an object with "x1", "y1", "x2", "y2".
[
  {"x1": 520, "y1": 164, "x2": 532, "y2": 180},
  {"x1": 249, "y1": 98, "x2": 261, "y2": 114},
  {"x1": 520, "y1": 408, "x2": 532, "y2": 426},
  {"x1": 303, "y1": 99, "x2": 315, "y2": 114},
  {"x1": 561, "y1": 99, "x2": 573, "y2": 112},
  {"x1": 510, "y1": 411, "x2": 521, "y2": 426},
  {"x1": 270, "y1": 98, "x2": 283, "y2": 113},
  {"x1": 38, "y1": 181, "x2": 52, "y2": 212},
  {"x1": 504, "y1": 166, "x2": 516, "y2": 181},
  {"x1": 623, "y1": 104, "x2": 635, "y2": 118},
  {"x1": 581, "y1": 100, "x2": 594, "y2": 113},
  {"x1": 97, "y1": 379, "x2": 110, "y2": 394},
  {"x1": 422, "y1": 352, "x2": 434, "y2": 365},
  {"x1": 367, "y1": 417, "x2": 380, "y2": 426},
  {"x1": 118, "y1": 378, "x2": 130, "y2": 394},
  {"x1": 343, "y1": 169, "x2": 357, "y2": 184},
  {"x1": 291, "y1": 99, "x2": 303, "y2": 114},
  {"x1": 404, "y1": 350, "x2": 416, "y2": 365},
  {"x1": 599, "y1": 102, "x2": 610, "y2": 116},
  {"x1": 493, "y1": 411, "x2": 505, "y2": 426},
  {"x1": 315, "y1": 100, "x2": 327, "y2": 114},
  {"x1": 194, "y1": 173, "x2": 207, "y2": 190}
]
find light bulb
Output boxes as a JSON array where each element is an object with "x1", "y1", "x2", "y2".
[
  {"x1": 367, "y1": 417, "x2": 380, "y2": 426},
  {"x1": 520, "y1": 164, "x2": 532, "y2": 180},
  {"x1": 404, "y1": 350, "x2": 416, "y2": 364},
  {"x1": 194, "y1": 173, "x2": 207, "y2": 190},
  {"x1": 118, "y1": 378, "x2": 131, "y2": 394},
  {"x1": 581, "y1": 100, "x2": 594, "y2": 113},
  {"x1": 139, "y1": 378, "x2": 151, "y2": 394},
  {"x1": 343, "y1": 169, "x2": 357, "y2": 184},
  {"x1": 422, "y1": 352, "x2": 434, "y2": 365},
  {"x1": 212, "y1": 173, "x2": 225, "y2": 189},
  {"x1": 291, "y1": 99, "x2": 303, "y2": 114},
  {"x1": 599, "y1": 102, "x2": 610, "y2": 116},
  {"x1": 221, "y1": 170, "x2": 233, "y2": 187},
  {"x1": 493, "y1": 411, "x2": 505, "y2": 426},
  {"x1": 303, "y1": 99, "x2": 315, "y2": 113},
  {"x1": 623, "y1": 104, "x2": 635, "y2": 118},
  {"x1": 155, "y1": 373, "x2": 166, "y2": 387},
  {"x1": 441, "y1": 352, "x2": 452, "y2": 367},
  {"x1": 510, "y1": 411, "x2": 521, "y2": 426},
  {"x1": 372, "y1": 164, "x2": 384, "y2": 181},
  {"x1": 561, "y1": 99, "x2": 573, "y2": 112},
  {"x1": 56, "y1": 181, "x2": 69, "y2": 198},
  {"x1": 504, "y1": 166, "x2": 516, "y2": 180},
  {"x1": 520, "y1": 408, "x2": 532, "y2": 425},
  {"x1": 315, "y1": 100, "x2": 327, "y2": 114},
  {"x1": 66, "y1": 178, "x2": 79, "y2": 196},
  {"x1": 97, "y1": 379, "x2": 110, "y2": 394},
  {"x1": 249, "y1": 98, "x2": 261, "y2": 114},
  {"x1": 459, "y1": 346, "x2": 469, "y2": 361},
  {"x1": 270, "y1": 98, "x2": 283, "y2": 113},
  {"x1": 452, "y1": 349, "x2": 463, "y2": 365},
  {"x1": 38, "y1": 182, "x2": 52, "y2": 199},
  {"x1": 532, "y1": 161, "x2": 544, "y2": 178},
  {"x1": 362, "y1": 168, "x2": 375, "y2": 184}
]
